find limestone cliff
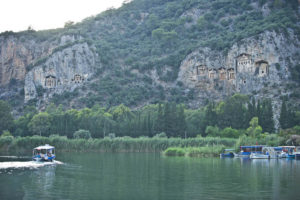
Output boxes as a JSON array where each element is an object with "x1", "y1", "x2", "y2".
[
  {"x1": 177, "y1": 30, "x2": 300, "y2": 128},
  {"x1": 0, "y1": 35, "x2": 53, "y2": 86},
  {"x1": 178, "y1": 30, "x2": 299, "y2": 102},
  {"x1": 24, "y1": 42, "x2": 97, "y2": 102}
]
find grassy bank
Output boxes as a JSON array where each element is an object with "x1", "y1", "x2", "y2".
[
  {"x1": 0, "y1": 135, "x2": 237, "y2": 154},
  {"x1": 164, "y1": 146, "x2": 226, "y2": 157}
]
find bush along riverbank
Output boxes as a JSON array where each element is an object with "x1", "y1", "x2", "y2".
[
  {"x1": 164, "y1": 146, "x2": 226, "y2": 157},
  {"x1": 0, "y1": 135, "x2": 237, "y2": 155}
]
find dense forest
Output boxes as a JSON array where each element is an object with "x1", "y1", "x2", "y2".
[{"x1": 1, "y1": 94, "x2": 299, "y2": 140}]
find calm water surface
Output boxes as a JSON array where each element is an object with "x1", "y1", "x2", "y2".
[{"x1": 0, "y1": 153, "x2": 300, "y2": 200}]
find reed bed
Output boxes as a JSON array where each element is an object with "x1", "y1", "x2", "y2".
[
  {"x1": 0, "y1": 135, "x2": 237, "y2": 154},
  {"x1": 164, "y1": 146, "x2": 226, "y2": 157}
]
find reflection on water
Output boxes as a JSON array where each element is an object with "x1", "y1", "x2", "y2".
[{"x1": 0, "y1": 153, "x2": 300, "y2": 200}]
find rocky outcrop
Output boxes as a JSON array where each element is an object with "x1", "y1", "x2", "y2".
[
  {"x1": 24, "y1": 42, "x2": 97, "y2": 102},
  {"x1": 177, "y1": 30, "x2": 300, "y2": 129},
  {"x1": 178, "y1": 31, "x2": 299, "y2": 100},
  {"x1": 0, "y1": 35, "x2": 53, "y2": 86}
]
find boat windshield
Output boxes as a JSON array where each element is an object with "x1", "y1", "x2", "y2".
[
  {"x1": 33, "y1": 149, "x2": 40, "y2": 155},
  {"x1": 33, "y1": 148, "x2": 55, "y2": 156},
  {"x1": 48, "y1": 149, "x2": 55, "y2": 154},
  {"x1": 282, "y1": 146, "x2": 295, "y2": 152},
  {"x1": 241, "y1": 146, "x2": 263, "y2": 152}
]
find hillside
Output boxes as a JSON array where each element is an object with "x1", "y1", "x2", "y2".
[{"x1": 0, "y1": 0, "x2": 299, "y2": 113}]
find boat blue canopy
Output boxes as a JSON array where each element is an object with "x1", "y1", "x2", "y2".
[
  {"x1": 240, "y1": 146, "x2": 264, "y2": 148},
  {"x1": 274, "y1": 147, "x2": 283, "y2": 151}
]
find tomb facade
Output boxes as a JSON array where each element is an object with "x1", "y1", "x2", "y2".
[
  {"x1": 208, "y1": 69, "x2": 217, "y2": 79},
  {"x1": 237, "y1": 53, "x2": 253, "y2": 73},
  {"x1": 196, "y1": 65, "x2": 207, "y2": 76},
  {"x1": 255, "y1": 60, "x2": 269, "y2": 77},
  {"x1": 228, "y1": 68, "x2": 235, "y2": 80},
  {"x1": 72, "y1": 74, "x2": 84, "y2": 83},
  {"x1": 45, "y1": 75, "x2": 56, "y2": 88},
  {"x1": 218, "y1": 67, "x2": 227, "y2": 80}
]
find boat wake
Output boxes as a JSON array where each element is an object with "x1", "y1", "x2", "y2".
[{"x1": 0, "y1": 160, "x2": 63, "y2": 170}]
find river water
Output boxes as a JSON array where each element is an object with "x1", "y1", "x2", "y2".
[{"x1": 0, "y1": 152, "x2": 299, "y2": 200}]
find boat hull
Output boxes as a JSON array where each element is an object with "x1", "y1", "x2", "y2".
[
  {"x1": 294, "y1": 153, "x2": 300, "y2": 159},
  {"x1": 286, "y1": 154, "x2": 295, "y2": 159},
  {"x1": 220, "y1": 153, "x2": 234, "y2": 158},
  {"x1": 234, "y1": 152, "x2": 252, "y2": 158},
  {"x1": 250, "y1": 153, "x2": 271, "y2": 159},
  {"x1": 32, "y1": 155, "x2": 55, "y2": 162}
]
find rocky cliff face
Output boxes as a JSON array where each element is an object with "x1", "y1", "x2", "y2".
[
  {"x1": 24, "y1": 42, "x2": 97, "y2": 102},
  {"x1": 177, "y1": 30, "x2": 300, "y2": 128},
  {"x1": 178, "y1": 30, "x2": 299, "y2": 102},
  {"x1": 0, "y1": 35, "x2": 53, "y2": 86}
]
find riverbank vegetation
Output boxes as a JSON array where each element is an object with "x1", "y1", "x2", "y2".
[
  {"x1": 1, "y1": 94, "x2": 300, "y2": 139},
  {"x1": 164, "y1": 146, "x2": 226, "y2": 157},
  {"x1": 0, "y1": 135, "x2": 236, "y2": 154},
  {"x1": 0, "y1": 133, "x2": 285, "y2": 156},
  {"x1": 0, "y1": 93, "x2": 299, "y2": 154}
]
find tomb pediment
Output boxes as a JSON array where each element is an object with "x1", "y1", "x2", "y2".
[
  {"x1": 73, "y1": 74, "x2": 84, "y2": 83},
  {"x1": 255, "y1": 60, "x2": 268, "y2": 64},
  {"x1": 196, "y1": 65, "x2": 207, "y2": 76},
  {"x1": 45, "y1": 75, "x2": 56, "y2": 88}
]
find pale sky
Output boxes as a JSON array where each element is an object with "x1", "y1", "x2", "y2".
[{"x1": 0, "y1": 0, "x2": 125, "y2": 33}]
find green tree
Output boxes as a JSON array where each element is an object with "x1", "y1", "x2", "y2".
[
  {"x1": 246, "y1": 117, "x2": 262, "y2": 137},
  {"x1": 73, "y1": 129, "x2": 91, "y2": 139},
  {"x1": 1, "y1": 130, "x2": 12, "y2": 137},
  {"x1": 163, "y1": 102, "x2": 175, "y2": 137},
  {"x1": 205, "y1": 126, "x2": 220, "y2": 137},
  {"x1": 28, "y1": 112, "x2": 51, "y2": 136},
  {"x1": 221, "y1": 127, "x2": 239, "y2": 138},
  {"x1": 185, "y1": 108, "x2": 206, "y2": 137},
  {"x1": 176, "y1": 105, "x2": 187, "y2": 138},
  {"x1": 216, "y1": 94, "x2": 249, "y2": 129},
  {"x1": 204, "y1": 102, "x2": 217, "y2": 127},
  {"x1": 154, "y1": 103, "x2": 164, "y2": 134},
  {"x1": 279, "y1": 100, "x2": 289, "y2": 129},
  {"x1": 0, "y1": 100, "x2": 13, "y2": 134},
  {"x1": 260, "y1": 99, "x2": 274, "y2": 133}
]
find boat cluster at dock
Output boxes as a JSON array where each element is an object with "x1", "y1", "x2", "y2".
[{"x1": 220, "y1": 146, "x2": 300, "y2": 159}]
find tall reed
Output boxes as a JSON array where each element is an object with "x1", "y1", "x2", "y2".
[{"x1": 0, "y1": 135, "x2": 237, "y2": 154}]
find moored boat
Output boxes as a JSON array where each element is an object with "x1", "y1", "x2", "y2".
[
  {"x1": 250, "y1": 147, "x2": 278, "y2": 159},
  {"x1": 279, "y1": 146, "x2": 295, "y2": 158},
  {"x1": 293, "y1": 146, "x2": 300, "y2": 159},
  {"x1": 32, "y1": 144, "x2": 55, "y2": 162},
  {"x1": 234, "y1": 145, "x2": 264, "y2": 158},
  {"x1": 220, "y1": 149, "x2": 235, "y2": 158}
]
